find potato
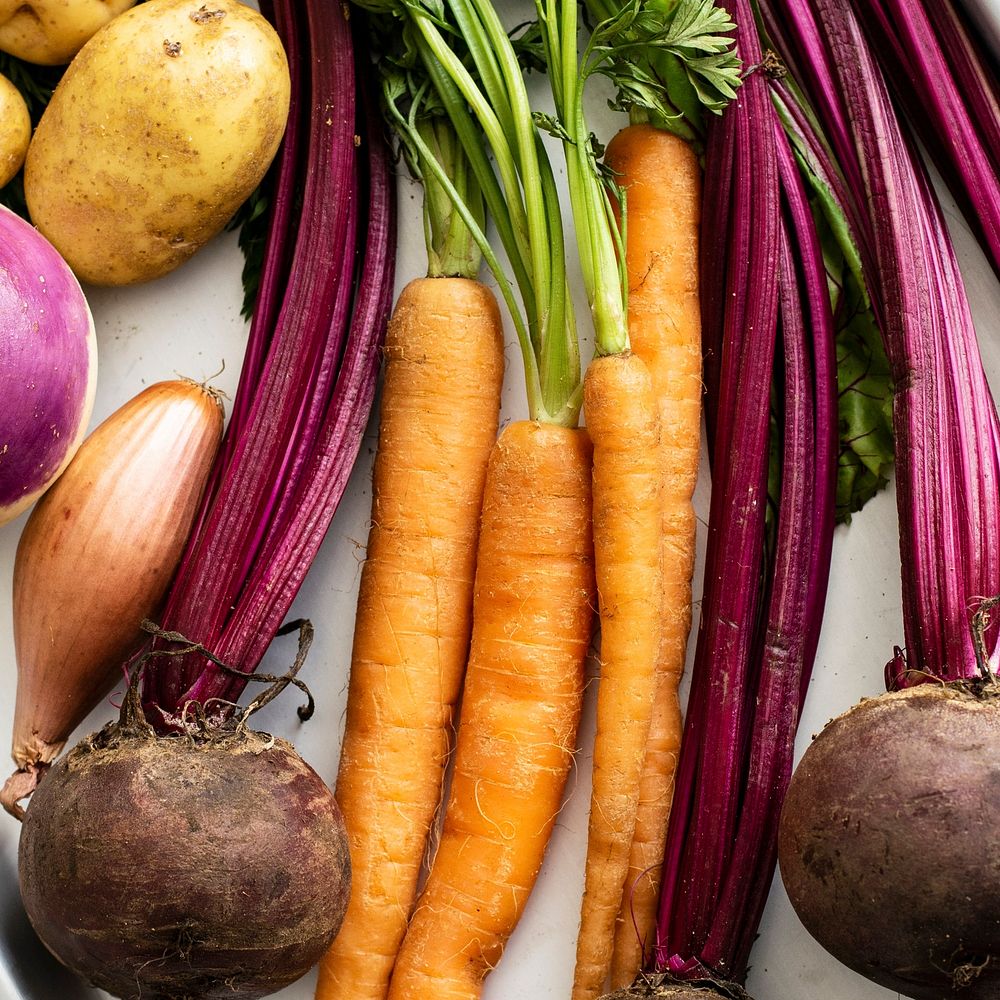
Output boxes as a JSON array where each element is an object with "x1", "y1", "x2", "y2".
[
  {"x1": 0, "y1": 73, "x2": 30, "y2": 187},
  {"x1": 24, "y1": 0, "x2": 290, "y2": 285},
  {"x1": 0, "y1": 0, "x2": 137, "y2": 66}
]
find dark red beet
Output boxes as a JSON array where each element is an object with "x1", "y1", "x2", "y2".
[
  {"x1": 603, "y1": 991, "x2": 730, "y2": 1000},
  {"x1": 18, "y1": 718, "x2": 351, "y2": 1000},
  {"x1": 601, "y1": 975, "x2": 754, "y2": 999},
  {"x1": 778, "y1": 684, "x2": 1000, "y2": 1000}
]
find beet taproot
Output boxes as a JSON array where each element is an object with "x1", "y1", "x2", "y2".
[
  {"x1": 778, "y1": 684, "x2": 1000, "y2": 1000},
  {"x1": 18, "y1": 716, "x2": 350, "y2": 1000},
  {"x1": 600, "y1": 975, "x2": 754, "y2": 1000}
]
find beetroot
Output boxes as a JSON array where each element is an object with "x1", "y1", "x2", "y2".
[
  {"x1": 603, "y1": 975, "x2": 754, "y2": 999},
  {"x1": 778, "y1": 684, "x2": 1000, "y2": 1000},
  {"x1": 18, "y1": 706, "x2": 350, "y2": 1000}
]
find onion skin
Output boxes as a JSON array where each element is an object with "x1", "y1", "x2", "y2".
[
  {"x1": 4, "y1": 380, "x2": 222, "y2": 816},
  {"x1": 18, "y1": 721, "x2": 351, "y2": 1000},
  {"x1": 0, "y1": 204, "x2": 97, "y2": 524},
  {"x1": 778, "y1": 685, "x2": 1000, "y2": 999}
]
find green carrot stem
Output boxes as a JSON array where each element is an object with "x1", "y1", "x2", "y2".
[
  {"x1": 390, "y1": 97, "x2": 545, "y2": 420},
  {"x1": 541, "y1": 0, "x2": 630, "y2": 358},
  {"x1": 364, "y1": 0, "x2": 584, "y2": 425},
  {"x1": 417, "y1": 117, "x2": 485, "y2": 279},
  {"x1": 413, "y1": 14, "x2": 535, "y2": 294}
]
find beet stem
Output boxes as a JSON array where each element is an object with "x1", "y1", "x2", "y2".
[
  {"x1": 653, "y1": 0, "x2": 838, "y2": 979},
  {"x1": 761, "y1": 0, "x2": 1000, "y2": 682},
  {"x1": 141, "y1": 0, "x2": 395, "y2": 725}
]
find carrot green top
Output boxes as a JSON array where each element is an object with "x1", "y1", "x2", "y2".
[
  {"x1": 361, "y1": 0, "x2": 582, "y2": 427},
  {"x1": 534, "y1": 0, "x2": 742, "y2": 358},
  {"x1": 583, "y1": 0, "x2": 743, "y2": 144}
]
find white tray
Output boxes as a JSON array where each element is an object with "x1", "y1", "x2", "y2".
[{"x1": 2, "y1": 4, "x2": 1000, "y2": 997}]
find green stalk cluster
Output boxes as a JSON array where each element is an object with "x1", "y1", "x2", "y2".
[
  {"x1": 363, "y1": 0, "x2": 582, "y2": 426},
  {"x1": 532, "y1": 0, "x2": 742, "y2": 356},
  {"x1": 358, "y1": 0, "x2": 741, "y2": 411}
]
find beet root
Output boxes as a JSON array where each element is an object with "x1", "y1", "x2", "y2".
[
  {"x1": 600, "y1": 975, "x2": 754, "y2": 999},
  {"x1": 778, "y1": 684, "x2": 1000, "y2": 999},
  {"x1": 18, "y1": 719, "x2": 351, "y2": 1000}
]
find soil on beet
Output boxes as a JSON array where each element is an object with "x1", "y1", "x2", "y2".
[{"x1": 602, "y1": 974, "x2": 753, "y2": 999}]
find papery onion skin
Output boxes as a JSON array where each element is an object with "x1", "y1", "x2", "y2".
[
  {"x1": 0, "y1": 204, "x2": 96, "y2": 525},
  {"x1": 4, "y1": 380, "x2": 222, "y2": 818}
]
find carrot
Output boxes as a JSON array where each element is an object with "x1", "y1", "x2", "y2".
[
  {"x1": 351, "y1": 6, "x2": 589, "y2": 994},
  {"x1": 526, "y1": 1, "x2": 701, "y2": 988},
  {"x1": 572, "y1": 351, "x2": 664, "y2": 1000},
  {"x1": 317, "y1": 276, "x2": 504, "y2": 1000},
  {"x1": 385, "y1": 420, "x2": 596, "y2": 1000},
  {"x1": 604, "y1": 123, "x2": 703, "y2": 987}
]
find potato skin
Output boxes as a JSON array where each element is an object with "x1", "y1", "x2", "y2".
[
  {"x1": 24, "y1": 0, "x2": 291, "y2": 285},
  {"x1": 0, "y1": 0, "x2": 137, "y2": 66},
  {"x1": 0, "y1": 73, "x2": 30, "y2": 186}
]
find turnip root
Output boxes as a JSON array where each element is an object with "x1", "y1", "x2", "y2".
[
  {"x1": 778, "y1": 684, "x2": 1000, "y2": 1000},
  {"x1": 19, "y1": 693, "x2": 351, "y2": 1000},
  {"x1": 0, "y1": 204, "x2": 96, "y2": 525}
]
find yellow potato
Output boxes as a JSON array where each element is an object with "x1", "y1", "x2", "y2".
[
  {"x1": 0, "y1": 0, "x2": 137, "y2": 66},
  {"x1": 24, "y1": 0, "x2": 290, "y2": 285},
  {"x1": 0, "y1": 73, "x2": 30, "y2": 187}
]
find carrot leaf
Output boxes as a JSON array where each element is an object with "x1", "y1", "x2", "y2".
[{"x1": 586, "y1": 0, "x2": 742, "y2": 145}]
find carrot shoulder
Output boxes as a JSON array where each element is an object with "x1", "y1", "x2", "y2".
[
  {"x1": 603, "y1": 124, "x2": 703, "y2": 986},
  {"x1": 317, "y1": 277, "x2": 504, "y2": 1000},
  {"x1": 572, "y1": 351, "x2": 664, "y2": 1000},
  {"x1": 386, "y1": 420, "x2": 595, "y2": 1000}
]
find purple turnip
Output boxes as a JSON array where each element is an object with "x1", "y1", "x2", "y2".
[
  {"x1": 778, "y1": 684, "x2": 1000, "y2": 1000},
  {"x1": 0, "y1": 203, "x2": 97, "y2": 525},
  {"x1": 18, "y1": 690, "x2": 351, "y2": 1000}
]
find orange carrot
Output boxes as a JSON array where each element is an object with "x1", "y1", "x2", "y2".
[
  {"x1": 572, "y1": 351, "x2": 664, "y2": 1000},
  {"x1": 316, "y1": 277, "x2": 504, "y2": 1000},
  {"x1": 604, "y1": 124, "x2": 703, "y2": 986},
  {"x1": 385, "y1": 420, "x2": 595, "y2": 1000}
]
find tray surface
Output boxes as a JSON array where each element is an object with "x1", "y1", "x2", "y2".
[{"x1": 2, "y1": 3, "x2": 1000, "y2": 997}]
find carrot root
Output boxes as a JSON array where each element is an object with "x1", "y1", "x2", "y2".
[
  {"x1": 386, "y1": 420, "x2": 596, "y2": 1000},
  {"x1": 603, "y1": 125, "x2": 703, "y2": 987},
  {"x1": 571, "y1": 352, "x2": 664, "y2": 1000},
  {"x1": 317, "y1": 277, "x2": 504, "y2": 1000}
]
